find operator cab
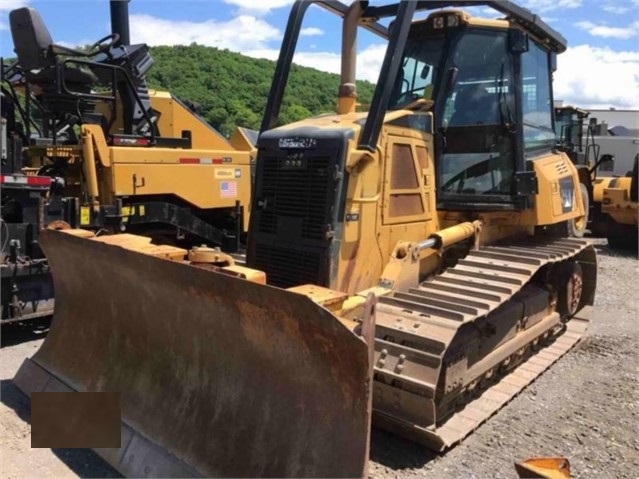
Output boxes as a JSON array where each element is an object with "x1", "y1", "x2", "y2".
[{"x1": 388, "y1": 9, "x2": 560, "y2": 209}]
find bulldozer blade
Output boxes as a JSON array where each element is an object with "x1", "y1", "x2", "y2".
[{"x1": 13, "y1": 230, "x2": 373, "y2": 478}]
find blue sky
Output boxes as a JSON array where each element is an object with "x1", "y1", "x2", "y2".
[{"x1": 1, "y1": 0, "x2": 638, "y2": 109}]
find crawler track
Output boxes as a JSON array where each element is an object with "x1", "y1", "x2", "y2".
[{"x1": 371, "y1": 237, "x2": 597, "y2": 450}]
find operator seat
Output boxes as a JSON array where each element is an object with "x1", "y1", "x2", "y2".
[{"x1": 9, "y1": 7, "x2": 98, "y2": 137}]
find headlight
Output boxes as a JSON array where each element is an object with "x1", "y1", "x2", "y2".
[{"x1": 559, "y1": 177, "x2": 575, "y2": 213}]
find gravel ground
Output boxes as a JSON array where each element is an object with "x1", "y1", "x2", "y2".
[{"x1": 1, "y1": 239, "x2": 637, "y2": 479}]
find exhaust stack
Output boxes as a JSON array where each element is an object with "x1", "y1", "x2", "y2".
[
  {"x1": 110, "y1": 0, "x2": 131, "y2": 47},
  {"x1": 338, "y1": 1, "x2": 366, "y2": 115}
]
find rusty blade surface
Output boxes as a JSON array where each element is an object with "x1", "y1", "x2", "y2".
[{"x1": 24, "y1": 229, "x2": 371, "y2": 478}]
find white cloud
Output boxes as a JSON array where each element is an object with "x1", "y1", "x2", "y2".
[
  {"x1": 128, "y1": 14, "x2": 281, "y2": 50},
  {"x1": 459, "y1": 6, "x2": 502, "y2": 19},
  {"x1": 554, "y1": 45, "x2": 639, "y2": 109},
  {"x1": 300, "y1": 27, "x2": 324, "y2": 37},
  {"x1": 222, "y1": 0, "x2": 294, "y2": 16},
  {"x1": 522, "y1": 0, "x2": 583, "y2": 12},
  {"x1": 601, "y1": 3, "x2": 630, "y2": 14},
  {"x1": 244, "y1": 43, "x2": 386, "y2": 84},
  {"x1": 0, "y1": 0, "x2": 28, "y2": 12},
  {"x1": 267, "y1": 42, "x2": 638, "y2": 112},
  {"x1": 56, "y1": 8, "x2": 635, "y2": 112},
  {"x1": 575, "y1": 20, "x2": 639, "y2": 40},
  {"x1": 0, "y1": 0, "x2": 29, "y2": 31},
  {"x1": 464, "y1": 6, "x2": 566, "y2": 23}
]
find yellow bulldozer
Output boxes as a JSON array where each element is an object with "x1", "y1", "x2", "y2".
[
  {"x1": 1, "y1": 1, "x2": 253, "y2": 322},
  {"x1": 14, "y1": 1, "x2": 597, "y2": 477}
]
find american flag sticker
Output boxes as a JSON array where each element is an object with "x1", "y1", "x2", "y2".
[{"x1": 220, "y1": 181, "x2": 237, "y2": 198}]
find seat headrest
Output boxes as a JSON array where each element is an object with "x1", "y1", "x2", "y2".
[{"x1": 9, "y1": 7, "x2": 55, "y2": 71}]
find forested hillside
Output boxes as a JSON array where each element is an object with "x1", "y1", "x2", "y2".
[{"x1": 146, "y1": 44, "x2": 376, "y2": 136}]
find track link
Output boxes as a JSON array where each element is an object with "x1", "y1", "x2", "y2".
[{"x1": 370, "y1": 237, "x2": 597, "y2": 450}]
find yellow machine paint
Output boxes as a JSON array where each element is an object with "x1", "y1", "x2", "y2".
[
  {"x1": 13, "y1": 1, "x2": 599, "y2": 477},
  {"x1": 600, "y1": 155, "x2": 638, "y2": 250},
  {"x1": 552, "y1": 104, "x2": 624, "y2": 238},
  {"x1": 603, "y1": 177, "x2": 637, "y2": 225},
  {"x1": 267, "y1": 109, "x2": 588, "y2": 297},
  {"x1": 5, "y1": 4, "x2": 254, "y2": 251},
  {"x1": 23, "y1": 93, "x2": 254, "y2": 239},
  {"x1": 148, "y1": 89, "x2": 256, "y2": 151},
  {"x1": 77, "y1": 122, "x2": 252, "y2": 231},
  {"x1": 515, "y1": 457, "x2": 571, "y2": 479}
]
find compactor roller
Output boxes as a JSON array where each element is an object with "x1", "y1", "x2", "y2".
[
  {"x1": 600, "y1": 154, "x2": 638, "y2": 251},
  {"x1": 14, "y1": 1, "x2": 598, "y2": 477}
]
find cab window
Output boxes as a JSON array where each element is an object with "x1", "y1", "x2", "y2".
[{"x1": 521, "y1": 40, "x2": 555, "y2": 154}]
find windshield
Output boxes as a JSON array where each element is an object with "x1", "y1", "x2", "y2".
[{"x1": 391, "y1": 27, "x2": 516, "y2": 198}]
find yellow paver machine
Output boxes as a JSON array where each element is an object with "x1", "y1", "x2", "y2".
[
  {"x1": 1, "y1": 1, "x2": 253, "y2": 322},
  {"x1": 14, "y1": 1, "x2": 597, "y2": 477}
]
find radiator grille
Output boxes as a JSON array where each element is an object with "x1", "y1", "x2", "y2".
[
  {"x1": 250, "y1": 144, "x2": 344, "y2": 289},
  {"x1": 257, "y1": 155, "x2": 331, "y2": 241}
]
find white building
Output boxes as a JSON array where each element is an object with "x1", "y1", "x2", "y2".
[{"x1": 588, "y1": 109, "x2": 639, "y2": 136}]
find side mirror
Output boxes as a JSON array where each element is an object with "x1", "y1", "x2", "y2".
[
  {"x1": 420, "y1": 64, "x2": 431, "y2": 80},
  {"x1": 591, "y1": 153, "x2": 615, "y2": 174}
]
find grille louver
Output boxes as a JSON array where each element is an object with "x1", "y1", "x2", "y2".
[{"x1": 258, "y1": 155, "x2": 331, "y2": 242}]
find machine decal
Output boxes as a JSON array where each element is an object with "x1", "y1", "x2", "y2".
[
  {"x1": 278, "y1": 137, "x2": 318, "y2": 149},
  {"x1": 220, "y1": 181, "x2": 237, "y2": 198},
  {"x1": 215, "y1": 168, "x2": 236, "y2": 179},
  {"x1": 80, "y1": 207, "x2": 90, "y2": 226},
  {"x1": 121, "y1": 206, "x2": 133, "y2": 216}
]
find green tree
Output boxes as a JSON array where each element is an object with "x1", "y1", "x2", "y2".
[{"x1": 144, "y1": 44, "x2": 376, "y2": 134}]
